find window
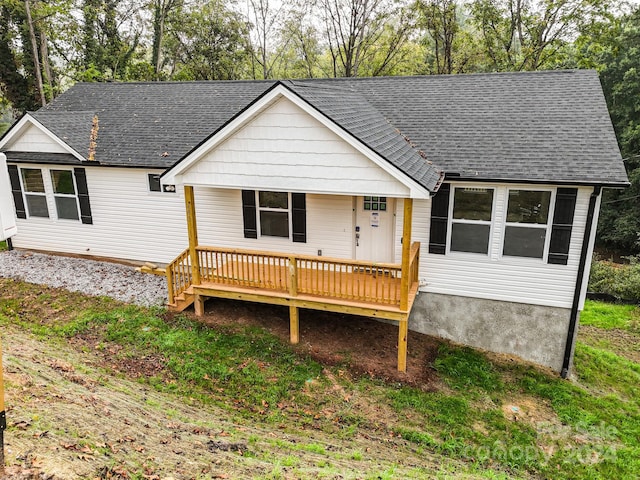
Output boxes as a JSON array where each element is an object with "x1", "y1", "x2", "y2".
[
  {"x1": 12, "y1": 167, "x2": 91, "y2": 223},
  {"x1": 429, "y1": 183, "x2": 578, "y2": 264},
  {"x1": 21, "y1": 168, "x2": 49, "y2": 218},
  {"x1": 242, "y1": 190, "x2": 306, "y2": 242},
  {"x1": 364, "y1": 196, "x2": 387, "y2": 211},
  {"x1": 258, "y1": 191, "x2": 289, "y2": 238},
  {"x1": 503, "y1": 189, "x2": 552, "y2": 259},
  {"x1": 148, "y1": 174, "x2": 161, "y2": 192},
  {"x1": 450, "y1": 187, "x2": 494, "y2": 254},
  {"x1": 148, "y1": 173, "x2": 175, "y2": 193},
  {"x1": 51, "y1": 170, "x2": 79, "y2": 220}
]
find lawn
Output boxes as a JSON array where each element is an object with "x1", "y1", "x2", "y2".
[{"x1": 0, "y1": 279, "x2": 638, "y2": 479}]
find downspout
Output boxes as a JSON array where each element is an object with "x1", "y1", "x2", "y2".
[
  {"x1": 561, "y1": 185, "x2": 601, "y2": 379},
  {"x1": 6, "y1": 238, "x2": 12, "y2": 251}
]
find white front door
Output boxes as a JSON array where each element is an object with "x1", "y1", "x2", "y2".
[{"x1": 355, "y1": 196, "x2": 395, "y2": 263}]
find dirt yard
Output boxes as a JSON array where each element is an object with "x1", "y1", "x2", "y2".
[
  {"x1": 195, "y1": 298, "x2": 443, "y2": 387},
  {"x1": 0, "y1": 295, "x2": 482, "y2": 479}
]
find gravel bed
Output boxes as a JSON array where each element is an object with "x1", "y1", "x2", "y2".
[{"x1": 0, "y1": 250, "x2": 168, "y2": 307}]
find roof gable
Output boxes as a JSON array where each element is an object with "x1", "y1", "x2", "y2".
[
  {"x1": 163, "y1": 83, "x2": 436, "y2": 197},
  {"x1": 168, "y1": 94, "x2": 420, "y2": 197},
  {"x1": 0, "y1": 114, "x2": 86, "y2": 162}
]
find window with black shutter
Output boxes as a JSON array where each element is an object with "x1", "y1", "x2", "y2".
[
  {"x1": 7, "y1": 164, "x2": 26, "y2": 219},
  {"x1": 548, "y1": 188, "x2": 578, "y2": 265},
  {"x1": 241, "y1": 190, "x2": 306, "y2": 242},
  {"x1": 428, "y1": 183, "x2": 449, "y2": 254}
]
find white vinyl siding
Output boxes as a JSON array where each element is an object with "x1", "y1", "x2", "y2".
[
  {"x1": 395, "y1": 184, "x2": 594, "y2": 310},
  {"x1": 179, "y1": 97, "x2": 410, "y2": 197},
  {"x1": 11, "y1": 166, "x2": 189, "y2": 263},
  {"x1": 197, "y1": 190, "x2": 353, "y2": 258},
  {"x1": 10, "y1": 166, "x2": 355, "y2": 263},
  {"x1": 6, "y1": 123, "x2": 69, "y2": 153}
]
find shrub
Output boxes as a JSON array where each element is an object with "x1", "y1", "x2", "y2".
[{"x1": 588, "y1": 255, "x2": 640, "y2": 302}]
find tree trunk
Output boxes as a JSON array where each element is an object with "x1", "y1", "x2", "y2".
[
  {"x1": 24, "y1": 0, "x2": 46, "y2": 106},
  {"x1": 40, "y1": 29, "x2": 53, "y2": 100}
]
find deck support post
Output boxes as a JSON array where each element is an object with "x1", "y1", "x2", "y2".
[
  {"x1": 398, "y1": 316, "x2": 409, "y2": 373},
  {"x1": 184, "y1": 185, "x2": 201, "y2": 286},
  {"x1": 398, "y1": 198, "x2": 413, "y2": 372},
  {"x1": 289, "y1": 305, "x2": 299, "y2": 344},
  {"x1": 194, "y1": 294, "x2": 205, "y2": 317}
]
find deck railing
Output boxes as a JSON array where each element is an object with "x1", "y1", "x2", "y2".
[
  {"x1": 167, "y1": 243, "x2": 421, "y2": 308},
  {"x1": 166, "y1": 247, "x2": 191, "y2": 304}
]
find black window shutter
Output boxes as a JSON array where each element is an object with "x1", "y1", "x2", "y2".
[
  {"x1": 7, "y1": 164, "x2": 26, "y2": 219},
  {"x1": 242, "y1": 190, "x2": 258, "y2": 238},
  {"x1": 73, "y1": 168, "x2": 93, "y2": 224},
  {"x1": 548, "y1": 188, "x2": 578, "y2": 265},
  {"x1": 291, "y1": 193, "x2": 306, "y2": 243},
  {"x1": 429, "y1": 183, "x2": 450, "y2": 254}
]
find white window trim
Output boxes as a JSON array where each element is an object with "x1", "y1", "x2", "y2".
[
  {"x1": 446, "y1": 185, "x2": 496, "y2": 257},
  {"x1": 500, "y1": 187, "x2": 556, "y2": 263},
  {"x1": 50, "y1": 168, "x2": 81, "y2": 221},
  {"x1": 19, "y1": 166, "x2": 81, "y2": 222},
  {"x1": 19, "y1": 167, "x2": 49, "y2": 219},
  {"x1": 256, "y1": 191, "x2": 292, "y2": 240}
]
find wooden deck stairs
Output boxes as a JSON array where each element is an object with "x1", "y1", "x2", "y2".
[{"x1": 168, "y1": 287, "x2": 195, "y2": 312}]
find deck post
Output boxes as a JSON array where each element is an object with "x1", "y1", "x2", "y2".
[
  {"x1": 398, "y1": 198, "x2": 413, "y2": 373},
  {"x1": 398, "y1": 316, "x2": 409, "y2": 372},
  {"x1": 184, "y1": 185, "x2": 201, "y2": 286},
  {"x1": 400, "y1": 198, "x2": 413, "y2": 311},
  {"x1": 289, "y1": 305, "x2": 300, "y2": 344},
  {"x1": 166, "y1": 266, "x2": 175, "y2": 305},
  {"x1": 288, "y1": 256, "x2": 298, "y2": 297},
  {"x1": 194, "y1": 294, "x2": 205, "y2": 316}
]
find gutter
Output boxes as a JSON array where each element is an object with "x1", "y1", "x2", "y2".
[{"x1": 561, "y1": 185, "x2": 602, "y2": 379}]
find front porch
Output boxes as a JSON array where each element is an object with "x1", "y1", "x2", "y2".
[{"x1": 166, "y1": 187, "x2": 420, "y2": 372}]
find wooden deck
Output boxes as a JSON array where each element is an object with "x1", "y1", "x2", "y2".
[{"x1": 165, "y1": 243, "x2": 421, "y2": 371}]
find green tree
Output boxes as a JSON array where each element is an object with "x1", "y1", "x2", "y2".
[
  {"x1": 470, "y1": 0, "x2": 610, "y2": 71},
  {"x1": 79, "y1": 0, "x2": 141, "y2": 81},
  {"x1": 576, "y1": 9, "x2": 640, "y2": 253},
  {"x1": 416, "y1": 0, "x2": 484, "y2": 74},
  {"x1": 163, "y1": 0, "x2": 251, "y2": 80}
]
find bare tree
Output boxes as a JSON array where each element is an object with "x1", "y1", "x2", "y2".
[{"x1": 319, "y1": 0, "x2": 415, "y2": 77}]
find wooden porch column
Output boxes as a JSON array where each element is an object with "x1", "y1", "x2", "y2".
[
  {"x1": 398, "y1": 198, "x2": 413, "y2": 373},
  {"x1": 184, "y1": 185, "x2": 203, "y2": 315},
  {"x1": 400, "y1": 198, "x2": 413, "y2": 311},
  {"x1": 288, "y1": 257, "x2": 300, "y2": 344}
]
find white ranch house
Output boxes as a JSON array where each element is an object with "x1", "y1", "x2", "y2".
[{"x1": 0, "y1": 70, "x2": 628, "y2": 376}]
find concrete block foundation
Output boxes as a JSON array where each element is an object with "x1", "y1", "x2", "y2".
[{"x1": 409, "y1": 292, "x2": 574, "y2": 372}]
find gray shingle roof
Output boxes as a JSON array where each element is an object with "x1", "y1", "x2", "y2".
[
  {"x1": 4, "y1": 151, "x2": 81, "y2": 165},
  {"x1": 31, "y1": 110, "x2": 95, "y2": 158},
  {"x1": 284, "y1": 81, "x2": 442, "y2": 191},
  {"x1": 2, "y1": 70, "x2": 628, "y2": 187}
]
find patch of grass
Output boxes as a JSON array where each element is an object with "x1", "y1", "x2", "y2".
[
  {"x1": 60, "y1": 307, "x2": 324, "y2": 416},
  {"x1": 575, "y1": 342, "x2": 640, "y2": 400},
  {"x1": 434, "y1": 344, "x2": 504, "y2": 393},
  {"x1": 580, "y1": 300, "x2": 639, "y2": 331},
  {"x1": 0, "y1": 240, "x2": 6, "y2": 251},
  {"x1": 2, "y1": 279, "x2": 640, "y2": 479}
]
